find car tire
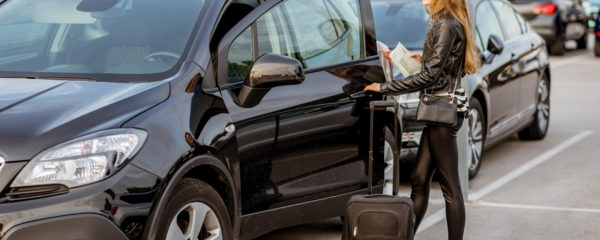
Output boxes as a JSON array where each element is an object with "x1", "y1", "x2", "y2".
[
  {"x1": 549, "y1": 37, "x2": 565, "y2": 55},
  {"x1": 383, "y1": 126, "x2": 400, "y2": 195},
  {"x1": 576, "y1": 32, "x2": 587, "y2": 49},
  {"x1": 468, "y1": 98, "x2": 486, "y2": 179},
  {"x1": 518, "y1": 74, "x2": 550, "y2": 140},
  {"x1": 595, "y1": 41, "x2": 600, "y2": 57},
  {"x1": 157, "y1": 178, "x2": 233, "y2": 240}
]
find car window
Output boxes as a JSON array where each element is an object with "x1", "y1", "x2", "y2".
[
  {"x1": 258, "y1": 0, "x2": 363, "y2": 69},
  {"x1": 256, "y1": 6, "x2": 294, "y2": 59},
  {"x1": 0, "y1": 22, "x2": 49, "y2": 67},
  {"x1": 227, "y1": 28, "x2": 253, "y2": 83},
  {"x1": 476, "y1": 1, "x2": 505, "y2": 50},
  {"x1": 514, "y1": 8, "x2": 528, "y2": 33},
  {"x1": 0, "y1": 0, "x2": 207, "y2": 81},
  {"x1": 371, "y1": 0, "x2": 429, "y2": 50},
  {"x1": 491, "y1": 0, "x2": 522, "y2": 39}
]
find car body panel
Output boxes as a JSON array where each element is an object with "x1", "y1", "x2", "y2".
[
  {"x1": 0, "y1": 79, "x2": 169, "y2": 162},
  {"x1": 0, "y1": 0, "x2": 399, "y2": 239}
]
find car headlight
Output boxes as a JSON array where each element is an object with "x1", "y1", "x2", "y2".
[{"x1": 11, "y1": 129, "x2": 147, "y2": 188}]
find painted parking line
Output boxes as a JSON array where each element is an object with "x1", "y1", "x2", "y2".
[
  {"x1": 469, "y1": 201, "x2": 600, "y2": 214},
  {"x1": 417, "y1": 130, "x2": 594, "y2": 234},
  {"x1": 550, "y1": 54, "x2": 588, "y2": 69}
]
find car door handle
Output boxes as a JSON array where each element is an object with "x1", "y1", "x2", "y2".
[{"x1": 350, "y1": 90, "x2": 367, "y2": 99}]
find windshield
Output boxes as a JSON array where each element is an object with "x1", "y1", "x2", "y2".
[
  {"x1": 0, "y1": 0, "x2": 206, "y2": 82},
  {"x1": 372, "y1": 0, "x2": 429, "y2": 50}
]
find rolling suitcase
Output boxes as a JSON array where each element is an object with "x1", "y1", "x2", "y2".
[{"x1": 343, "y1": 100, "x2": 416, "y2": 240}]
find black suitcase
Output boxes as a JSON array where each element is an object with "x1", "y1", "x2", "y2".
[{"x1": 343, "y1": 100, "x2": 416, "y2": 240}]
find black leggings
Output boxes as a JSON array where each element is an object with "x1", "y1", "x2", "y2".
[{"x1": 411, "y1": 117, "x2": 465, "y2": 240}]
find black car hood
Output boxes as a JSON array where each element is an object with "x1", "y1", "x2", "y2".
[{"x1": 0, "y1": 79, "x2": 170, "y2": 162}]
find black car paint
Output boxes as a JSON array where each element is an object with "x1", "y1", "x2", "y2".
[
  {"x1": 470, "y1": 0, "x2": 550, "y2": 147},
  {"x1": 0, "y1": 0, "x2": 391, "y2": 240}
]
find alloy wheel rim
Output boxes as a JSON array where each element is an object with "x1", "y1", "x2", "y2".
[
  {"x1": 383, "y1": 140, "x2": 394, "y2": 195},
  {"x1": 468, "y1": 108, "x2": 484, "y2": 172},
  {"x1": 537, "y1": 80, "x2": 550, "y2": 132},
  {"x1": 167, "y1": 202, "x2": 223, "y2": 240}
]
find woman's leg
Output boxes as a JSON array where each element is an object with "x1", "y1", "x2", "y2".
[
  {"x1": 410, "y1": 126, "x2": 436, "y2": 230},
  {"x1": 427, "y1": 118, "x2": 465, "y2": 240}
]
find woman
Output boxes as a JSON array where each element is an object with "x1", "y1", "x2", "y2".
[{"x1": 364, "y1": 0, "x2": 479, "y2": 239}]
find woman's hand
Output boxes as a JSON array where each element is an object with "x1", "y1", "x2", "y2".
[
  {"x1": 410, "y1": 53, "x2": 422, "y2": 63},
  {"x1": 364, "y1": 83, "x2": 381, "y2": 93}
]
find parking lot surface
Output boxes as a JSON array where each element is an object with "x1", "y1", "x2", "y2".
[{"x1": 256, "y1": 35, "x2": 600, "y2": 240}]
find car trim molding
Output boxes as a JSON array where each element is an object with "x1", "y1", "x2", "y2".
[{"x1": 0, "y1": 155, "x2": 5, "y2": 174}]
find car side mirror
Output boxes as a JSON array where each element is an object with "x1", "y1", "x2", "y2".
[
  {"x1": 487, "y1": 34, "x2": 504, "y2": 55},
  {"x1": 238, "y1": 53, "x2": 305, "y2": 108}
]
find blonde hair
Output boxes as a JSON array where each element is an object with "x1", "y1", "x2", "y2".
[{"x1": 426, "y1": 0, "x2": 480, "y2": 74}]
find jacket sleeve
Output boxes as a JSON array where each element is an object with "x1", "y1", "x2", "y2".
[{"x1": 380, "y1": 21, "x2": 457, "y2": 95}]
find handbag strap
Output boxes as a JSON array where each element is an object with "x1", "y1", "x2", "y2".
[{"x1": 449, "y1": 55, "x2": 465, "y2": 104}]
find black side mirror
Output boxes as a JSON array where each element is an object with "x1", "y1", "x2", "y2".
[
  {"x1": 487, "y1": 34, "x2": 504, "y2": 55},
  {"x1": 238, "y1": 53, "x2": 305, "y2": 108}
]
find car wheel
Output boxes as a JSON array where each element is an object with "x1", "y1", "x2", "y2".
[
  {"x1": 576, "y1": 32, "x2": 587, "y2": 49},
  {"x1": 157, "y1": 178, "x2": 232, "y2": 240},
  {"x1": 595, "y1": 41, "x2": 600, "y2": 57},
  {"x1": 383, "y1": 126, "x2": 399, "y2": 195},
  {"x1": 518, "y1": 74, "x2": 550, "y2": 140},
  {"x1": 468, "y1": 98, "x2": 485, "y2": 179},
  {"x1": 549, "y1": 37, "x2": 565, "y2": 55}
]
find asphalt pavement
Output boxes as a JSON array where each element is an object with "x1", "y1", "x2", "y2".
[{"x1": 255, "y1": 34, "x2": 600, "y2": 240}]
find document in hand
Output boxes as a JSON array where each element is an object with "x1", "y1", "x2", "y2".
[{"x1": 377, "y1": 41, "x2": 422, "y2": 79}]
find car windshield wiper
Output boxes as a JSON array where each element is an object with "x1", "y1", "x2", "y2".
[{"x1": 0, "y1": 75, "x2": 96, "y2": 81}]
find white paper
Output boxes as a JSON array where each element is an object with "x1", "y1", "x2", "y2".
[{"x1": 390, "y1": 42, "x2": 422, "y2": 78}]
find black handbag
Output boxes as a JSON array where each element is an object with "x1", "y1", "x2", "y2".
[{"x1": 416, "y1": 58, "x2": 463, "y2": 127}]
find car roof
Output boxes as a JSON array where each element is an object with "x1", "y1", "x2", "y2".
[{"x1": 371, "y1": 0, "x2": 482, "y2": 15}]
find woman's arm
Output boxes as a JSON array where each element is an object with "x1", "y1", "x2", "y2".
[{"x1": 377, "y1": 20, "x2": 457, "y2": 95}]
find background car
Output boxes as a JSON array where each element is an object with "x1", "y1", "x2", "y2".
[
  {"x1": 371, "y1": 0, "x2": 552, "y2": 179},
  {"x1": 593, "y1": 11, "x2": 600, "y2": 55},
  {"x1": 509, "y1": 0, "x2": 588, "y2": 55}
]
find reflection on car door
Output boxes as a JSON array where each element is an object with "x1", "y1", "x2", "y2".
[
  {"x1": 491, "y1": 0, "x2": 541, "y2": 122},
  {"x1": 475, "y1": 0, "x2": 520, "y2": 137},
  {"x1": 217, "y1": 0, "x2": 383, "y2": 215}
]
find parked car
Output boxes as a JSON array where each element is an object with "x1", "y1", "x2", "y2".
[
  {"x1": 0, "y1": 0, "x2": 395, "y2": 239},
  {"x1": 371, "y1": 0, "x2": 552, "y2": 179},
  {"x1": 593, "y1": 11, "x2": 600, "y2": 55},
  {"x1": 509, "y1": 0, "x2": 589, "y2": 55}
]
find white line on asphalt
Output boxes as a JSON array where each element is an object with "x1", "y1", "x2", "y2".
[
  {"x1": 416, "y1": 130, "x2": 594, "y2": 234},
  {"x1": 468, "y1": 130, "x2": 593, "y2": 201},
  {"x1": 416, "y1": 209, "x2": 446, "y2": 234},
  {"x1": 551, "y1": 54, "x2": 588, "y2": 69},
  {"x1": 471, "y1": 201, "x2": 600, "y2": 214}
]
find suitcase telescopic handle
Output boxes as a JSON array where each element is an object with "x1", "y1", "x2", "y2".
[{"x1": 368, "y1": 100, "x2": 400, "y2": 196}]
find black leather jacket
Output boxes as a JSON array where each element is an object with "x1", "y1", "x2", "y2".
[{"x1": 380, "y1": 16, "x2": 466, "y2": 95}]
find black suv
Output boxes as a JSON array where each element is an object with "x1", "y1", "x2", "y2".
[{"x1": 0, "y1": 0, "x2": 394, "y2": 239}]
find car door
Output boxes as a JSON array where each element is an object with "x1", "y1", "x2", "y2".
[
  {"x1": 491, "y1": 0, "x2": 541, "y2": 121},
  {"x1": 475, "y1": 0, "x2": 521, "y2": 137},
  {"x1": 216, "y1": 0, "x2": 383, "y2": 215}
]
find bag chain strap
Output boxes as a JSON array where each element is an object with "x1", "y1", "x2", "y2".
[{"x1": 450, "y1": 55, "x2": 464, "y2": 104}]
